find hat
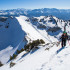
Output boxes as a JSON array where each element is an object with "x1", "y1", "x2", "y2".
[{"x1": 63, "y1": 31, "x2": 66, "y2": 34}]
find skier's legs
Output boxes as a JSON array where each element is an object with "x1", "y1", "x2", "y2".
[{"x1": 64, "y1": 40, "x2": 66, "y2": 46}]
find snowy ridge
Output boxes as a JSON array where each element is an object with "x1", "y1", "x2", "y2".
[
  {"x1": 16, "y1": 16, "x2": 50, "y2": 43},
  {"x1": 0, "y1": 15, "x2": 58, "y2": 63},
  {"x1": 0, "y1": 15, "x2": 70, "y2": 70},
  {"x1": 0, "y1": 41, "x2": 70, "y2": 70}
]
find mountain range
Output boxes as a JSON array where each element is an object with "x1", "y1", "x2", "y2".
[
  {"x1": 0, "y1": 8, "x2": 70, "y2": 70},
  {"x1": 0, "y1": 8, "x2": 70, "y2": 20},
  {"x1": 0, "y1": 15, "x2": 70, "y2": 64}
]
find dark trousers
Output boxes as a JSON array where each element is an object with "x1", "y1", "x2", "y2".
[{"x1": 62, "y1": 40, "x2": 66, "y2": 47}]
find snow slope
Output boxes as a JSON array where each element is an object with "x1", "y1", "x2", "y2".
[
  {"x1": 0, "y1": 16, "x2": 27, "y2": 64},
  {"x1": 0, "y1": 40, "x2": 70, "y2": 70},
  {"x1": 0, "y1": 15, "x2": 70, "y2": 68},
  {"x1": 0, "y1": 17, "x2": 26, "y2": 50},
  {"x1": 16, "y1": 16, "x2": 50, "y2": 43},
  {"x1": 0, "y1": 15, "x2": 58, "y2": 64}
]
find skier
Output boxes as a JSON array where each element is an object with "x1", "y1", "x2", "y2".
[{"x1": 60, "y1": 31, "x2": 68, "y2": 47}]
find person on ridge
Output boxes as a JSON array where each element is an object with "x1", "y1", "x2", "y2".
[{"x1": 60, "y1": 31, "x2": 68, "y2": 47}]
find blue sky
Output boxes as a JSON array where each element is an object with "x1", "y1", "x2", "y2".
[{"x1": 0, "y1": 0, "x2": 70, "y2": 10}]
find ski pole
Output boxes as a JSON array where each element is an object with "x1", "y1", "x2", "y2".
[{"x1": 68, "y1": 40, "x2": 70, "y2": 46}]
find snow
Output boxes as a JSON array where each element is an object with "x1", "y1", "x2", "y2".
[
  {"x1": 16, "y1": 16, "x2": 49, "y2": 43},
  {"x1": 0, "y1": 15, "x2": 53, "y2": 64},
  {"x1": 0, "y1": 16, "x2": 27, "y2": 63},
  {"x1": 0, "y1": 15, "x2": 70, "y2": 70},
  {"x1": 0, "y1": 41, "x2": 70, "y2": 70},
  {"x1": 0, "y1": 46, "x2": 18, "y2": 64}
]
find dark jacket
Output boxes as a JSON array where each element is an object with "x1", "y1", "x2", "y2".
[{"x1": 61, "y1": 34, "x2": 68, "y2": 41}]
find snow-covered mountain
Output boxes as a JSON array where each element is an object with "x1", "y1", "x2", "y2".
[
  {"x1": 0, "y1": 8, "x2": 70, "y2": 20},
  {"x1": 1, "y1": 41, "x2": 70, "y2": 70},
  {"x1": 0, "y1": 15, "x2": 66, "y2": 50},
  {"x1": 0, "y1": 15, "x2": 70, "y2": 70}
]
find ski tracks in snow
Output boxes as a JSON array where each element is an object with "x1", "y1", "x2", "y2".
[{"x1": 38, "y1": 44, "x2": 70, "y2": 70}]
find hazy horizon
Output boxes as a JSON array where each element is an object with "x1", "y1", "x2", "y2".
[
  {"x1": 1, "y1": 8, "x2": 70, "y2": 10},
  {"x1": 0, "y1": 0, "x2": 70, "y2": 10}
]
